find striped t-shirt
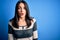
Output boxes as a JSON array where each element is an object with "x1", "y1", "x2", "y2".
[{"x1": 8, "y1": 18, "x2": 38, "y2": 40}]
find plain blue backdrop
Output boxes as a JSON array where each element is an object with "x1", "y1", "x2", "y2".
[{"x1": 0, "y1": 0, "x2": 60, "y2": 40}]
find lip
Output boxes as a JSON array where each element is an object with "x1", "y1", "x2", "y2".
[{"x1": 20, "y1": 13, "x2": 24, "y2": 15}]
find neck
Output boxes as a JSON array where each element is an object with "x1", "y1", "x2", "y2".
[{"x1": 19, "y1": 17, "x2": 25, "y2": 21}]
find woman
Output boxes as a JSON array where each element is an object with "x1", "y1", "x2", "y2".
[{"x1": 8, "y1": 0, "x2": 38, "y2": 40}]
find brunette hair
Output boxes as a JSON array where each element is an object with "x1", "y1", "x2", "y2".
[{"x1": 10, "y1": 0, "x2": 33, "y2": 28}]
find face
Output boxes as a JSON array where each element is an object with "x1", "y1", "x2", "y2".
[{"x1": 17, "y1": 3, "x2": 26, "y2": 18}]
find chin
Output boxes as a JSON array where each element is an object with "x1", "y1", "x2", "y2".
[{"x1": 20, "y1": 16, "x2": 25, "y2": 18}]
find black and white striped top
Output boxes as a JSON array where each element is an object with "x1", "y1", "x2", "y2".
[{"x1": 8, "y1": 18, "x2": 38, "y2": 40}]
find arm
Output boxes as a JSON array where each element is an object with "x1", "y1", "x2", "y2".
[
  {"x1": 8, "y1": 22, "x2": 14, "y2": 40},
  {"x1": 33, "y1": 22, "x2": 38, "y2": 40}
]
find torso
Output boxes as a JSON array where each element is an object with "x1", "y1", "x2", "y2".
[{"x1": 9, "y1": 18, "x2": 36, "y2": 40}]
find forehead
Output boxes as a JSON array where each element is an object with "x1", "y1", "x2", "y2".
[{"x1": 18, "y1": 3, "x2": 25, "y2": 7}]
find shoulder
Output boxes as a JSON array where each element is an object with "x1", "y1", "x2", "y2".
[
  {"x1": 30, "y1": 17, "x2": 36, "y2": 24},
  {"x1": 8, "y1": 18, "x2": 14, "y2": 26}
]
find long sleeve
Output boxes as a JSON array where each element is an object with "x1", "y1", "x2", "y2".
[
  {"x1": 8, "y1": 22, "x2": 14, "y2": 40},
  {"x1": 33, "y1": 22, "x2": 38, "y2": 40}
]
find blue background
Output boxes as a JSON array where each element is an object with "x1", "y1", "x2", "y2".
[{"x1": 0, "y1": 0, "x2": 60, "y2": 40}]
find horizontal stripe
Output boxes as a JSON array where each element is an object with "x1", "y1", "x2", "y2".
[
  {"x1": 8, "y1": 24, "x2": 13, "y2": 34},
  {"x1": 8, "y1": 34, "x2": 14, "y2": 40},
  {"x1": 12, "y1": 28, "x2": 33, "y2": 38},
  {"x1": 33, "y1": 30, "x2": 38, "y2": 39},
  {"x1": 33, "y1": 22, "x2": 37, "y2": 31},
  {"x1": 8, "y1": 18, "x2": 36, "y2": 30},
  {"x1": 16, "y1": 36, "x2": 33, "y2": 40},
  {"x1": 8, "y1": 18, "x2": 38, "y2": 40}
]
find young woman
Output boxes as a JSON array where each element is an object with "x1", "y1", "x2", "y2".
[{"x1": 8, "y1": 0, "x2": 38, "y2": 40}]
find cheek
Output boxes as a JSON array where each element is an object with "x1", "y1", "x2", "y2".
[
  {"x1": 23, "y1": 9, "x2": 26, "y2": 15},
  {"x1": 18, "y1": 9, "x2": 21, "y2": 13},
  {"x1": 18, "y1": 9, "x2": 26, "y2": 13}
]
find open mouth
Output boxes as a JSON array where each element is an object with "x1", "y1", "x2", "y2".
[{"x1": 20, "y1": 13, "x2": 24, "y2": 16}]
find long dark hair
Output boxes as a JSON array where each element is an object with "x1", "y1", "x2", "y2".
[{"x1": 10, "y1": 0, "x2": 33, "y2": 28}]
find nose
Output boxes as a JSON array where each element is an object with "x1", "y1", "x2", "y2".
[{"x1": 21, "y1": 8, "x2": 23, "y2": 12}]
